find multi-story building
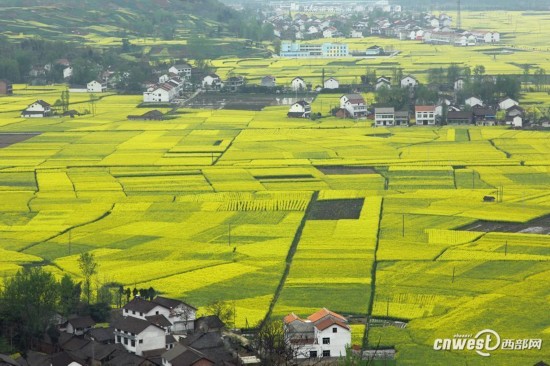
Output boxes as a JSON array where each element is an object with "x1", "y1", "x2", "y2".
[{"x1": 280, "y1": 42, "x2": 349, "y2": 58}]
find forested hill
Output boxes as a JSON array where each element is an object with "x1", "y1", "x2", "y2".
[{"x1": 0, "y1": 0, "x2": 246, "y2": 42}]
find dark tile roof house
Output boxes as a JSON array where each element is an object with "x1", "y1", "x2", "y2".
[
  {"x1": 194, "y1": 315, "x2": 224, "y2": 333},
  {"x1": 124, "y1": 298, "x2": 159, "y2": 314},
  {"x1": 86, "y1": 326, "x2": 115, "y2": 344},
  {"x1": 162, "y1": 344, "x2": 214, "y2": 366},
  {"x1": 114, "y1": 316, "x2": 163, "y2": 335},
  {"x1": 153, "y1": 296, "x2": 197, "y2": 311}
]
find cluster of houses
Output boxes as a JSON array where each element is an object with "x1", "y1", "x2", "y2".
[
  {"x1": 285, "y1": 73, "x2": 526, "y2": 128},
  {"x1": 266, "y1": 0, "x2": 499, "y2": 49},
  {"x1": 268, "y1": 1, "x2": 401, "y2": 40},
  {"x1": 1, "y1": 296, "x2": 244, "y2": 366},
  {"x1": 142, "y1": 63, "x2": 193, "y2": 103},
  {"x1": 0, "y1": 295, "x2": 354, "y2": 366}
]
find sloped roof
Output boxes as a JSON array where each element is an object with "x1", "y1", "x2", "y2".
[
  {"x1": 343, "y1": 94, "x2": 365, "y2": 104},
  {"x1": 123, "y1": 297, "x2": 158, "y2": 313},
  {"x1": 315, "y1": 318, "x2": 350, "y2": 331},
  {"x1": 153, "y1": 296, "x2": 197, "y2": 310},
  {"x1": 86, "y1": 327, "x2": 114, "y2": 343},
  {"x1": 67, "y1": 315, "x2": 95, "y2": 329},
  {"x1": 307, "y1": 308, "x2": 347, "y2": 323},
  {"x1": 283, "y1": 313, "x2": 300, "y2": 324},
  {"x1": 114, "y1": 316, "x2": 162, "y2": 335},
  {"x1": 415, "y1": 105, "x2": 436, "y2": 112},
  {"x1": 145, "y1": 314, "x2": 172, "y2": 328},
  {"x1": 375, "y1": 107, "x2": 395, "y2": 114}
]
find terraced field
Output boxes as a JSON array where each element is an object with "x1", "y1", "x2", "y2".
[{"x1": 1, "y1": 85, "x2": 549, "y2": 365}]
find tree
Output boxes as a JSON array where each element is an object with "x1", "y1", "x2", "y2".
[
  {"x1": 0, "y1": 267, "x2": 59, "y2": 350},
  {"x1": 78, "y1": 252, "x2": 98, "y2": 304},
  {"x1": 58, "y1": 274, "x2": 81, "y2": 316},
  {"x1": 254, "y1": 320, "x2": 297, "y2": 366},
  {"x1": 205, "y1": 300, "x2": 234, "y2": 328}
]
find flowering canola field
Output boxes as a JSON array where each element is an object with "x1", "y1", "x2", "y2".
[{"x1": 0, "y1": 85, "x2": 549, "y2": 364}]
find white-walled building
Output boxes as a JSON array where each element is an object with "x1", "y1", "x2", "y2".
[
  {"x1": 123, "y1": 297, "x2": 197, "y2": 333},
  {"x1": 87, "y1": 80, "x2": 106, "y2": 93},
  {"x1": 465, "y1": 96, "x2": 484, "y2": 108},
  {"x1": 287, "y1": 100, "x2": 311, "y2": 118},
  {"x1": 202, "y1": 74, "x2": 223, "y2": 89},
  {"x1": 63, "y1": 66, "x2": 73, "y2": 79},
  {"x1": 323, "y1": 77, "x2": 339, "y2": 90},
  {"x1": 261, "y1": 75, "x2": 276, "y2": 87},
  {"x1": 375, "y1": 107, "x2": 395, "y2": 126},
  {"x1": 283, "y1": 308, "x2": 351, "y2": 359},
  {"x1": 143, "y1": 77, "x2": 183, "y2": 103},
  {"x1": 114, "y1": 317, "x2": 166, "y2": 356},
  {"x1": 401, "y1": 75, "x2": 418, "y2": 88},
  {"x1": 415, "y1": 105, "x2": 437, "y2": 125},
  {"x1": 169, "y1": 63, "x2": 192, "y2": 79},
  {"x1": 290, "y1": 77, "x2": 307, "y2": 91},
  {"x1": 340, "y1": 94, "x2": 367, "y2": 118},
  {"x1": 21, "y1": 100, "x2": 51, "y2": 118},
  {"x1": 499, "y1": 97, "x2": 519, "y2": 111}
]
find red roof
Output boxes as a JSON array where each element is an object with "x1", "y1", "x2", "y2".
[
  {"x1": 415, "y1": 105, "x2": 435, "y2": 112},
  {"x1": 307, "y1": 308, "x2": 347, "y2": 323},
  {"x1": 283, "y1": 313, "x2": 301, "y2": 324},
  {"x1": 315, "y1": 318, "x2": 350, "y2": 331}
]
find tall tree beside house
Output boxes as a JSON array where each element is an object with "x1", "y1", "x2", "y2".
[
  {"x1": 58, "y1": 274, "x2": 81, "y2": 317},
  {"x1": 205, "y1": 300, "x2": 235, "y2": 328},
  {"x1": 0, "y1": 267, "x2": 59, "y2": 351},
  {"x1": 78, "y1": 252, "x2": 98, "y2": 304},
  {"x1": 254, "y1": 320, "x2": 296, "y2": 366}
]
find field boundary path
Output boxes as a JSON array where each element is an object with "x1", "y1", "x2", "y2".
[
  {"x1": 364, "y1": 197, "x2": 384, "y2": 349},
  {"x1": 259, "y1": 191, "x2": 320, "y2": 330}
]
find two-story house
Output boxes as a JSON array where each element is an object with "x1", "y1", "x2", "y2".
[
  {"x1": 169, "y1": 64, "x2": 192, "y2": 80},
  {"x1": 283, "y1": 308, "x2": 351, "y2": 359},
  {"x1": 123, "y1": 297, "x2": 197, "y2": 333},
  {"x1": 340, "y1": 94, "x2": 367, "y2": 118},
  {"x1": 415, "y1": 105, "x2": 437, "y2": 125},
  {"x1": 114, "y1": 316, "x2": 166, "y2": 356},
  {"x1": 287, "y1": 100, "x2": 311, "y2": 118},
  {"x1": 375, "y1": 107, "x2": 395, "y2": 126}
]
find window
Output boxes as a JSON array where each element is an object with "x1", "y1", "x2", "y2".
[
  {"x1": 123, "y1": 337, "x2": 128, "y2": 345},
  {"x1": 139, "y1": 339, "x2": 143, "y2": 344},
  {"x1": 323, "y1": 337, "x2": 330, "y2": 344},
  {"x1": 156, "y1": 311, "x2": 159, "y2": 315},
  {"x1": 116, "y1": 336, "x2": 121, "y2": 343},
  {"x1": 131, "y1": 340, "x2": 135, "y2": 347},
  {"x1": 132, "y1": 311, "x2": 135, "y2": 315},
  {"x1": 333, "y1": 327, "x2": 338, "y2": 333},
  {"x1": 140, "y1": 312, "x2": 143, "y2": 316},
  {"x1": 309, "y1": 351, "x2": 318, "y2": 358},
  {"x1": 323, "y1": 350, "x2": 331, "y2": 357}
]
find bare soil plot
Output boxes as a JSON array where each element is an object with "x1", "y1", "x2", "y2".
[
  {"x1": 307, "y1": 198, "x2": 365, "y2": 220},
  {"x1": 0, "y1": 133, "x2": 40, "y2": 148},
  {"x1": 459, "y1": 214, "x2": 550, "y2": 234}
]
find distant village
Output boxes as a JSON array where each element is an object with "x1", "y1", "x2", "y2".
[{"x1": 266, "y1": 1, "x2": 500, "y2": 49}]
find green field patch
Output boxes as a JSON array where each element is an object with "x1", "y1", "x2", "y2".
[{"x1": 307, "y1": 198, "x2": 365, "y2": 220}]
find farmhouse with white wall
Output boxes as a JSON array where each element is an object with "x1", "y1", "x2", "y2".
[
  {"x1": 340, "y1": 94, "x2": 367, "y2": 118},
  {"x1": 283, "y1": 308, "x2": 351, "y2": 359}
]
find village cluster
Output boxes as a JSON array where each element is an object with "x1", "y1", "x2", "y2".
[
  {"x1": 266, "y1": 1, "x2": 500, "y2": 48},
  {"x1": 285, "y1": 74, "x2": 526, "y2": 128},
  {"x1": 0, "y1": 294, "x2": 352, "y2": 366}
]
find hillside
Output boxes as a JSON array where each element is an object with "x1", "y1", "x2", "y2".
[{"x1": 0, "y1": 0, "x2": 244, "y2": 43}]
